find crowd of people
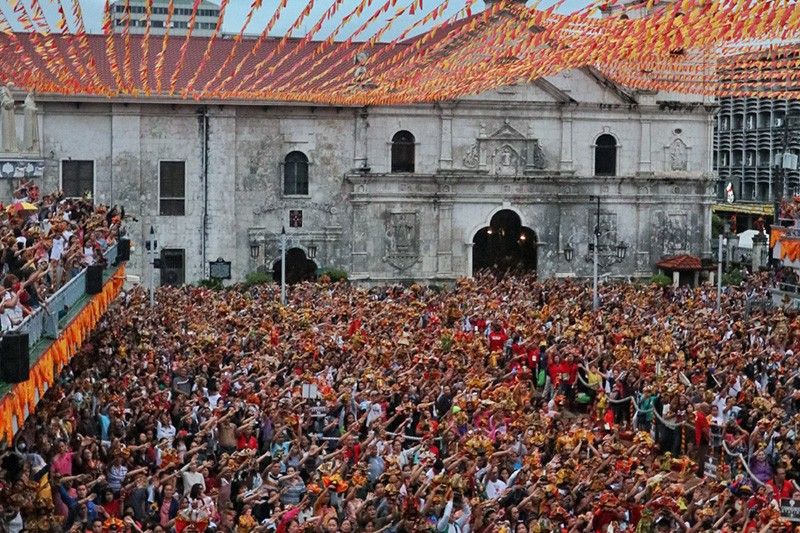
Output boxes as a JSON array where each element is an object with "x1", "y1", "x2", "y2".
[
  {"x1": 3, "y1": 269, "x2": 800, "y2": 532},
  {"x1": 0, "y1": 182, "x2": 122, "y2": 332}
]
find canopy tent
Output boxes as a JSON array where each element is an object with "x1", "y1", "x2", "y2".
[{"x1": 2, "y1": 0, "x2": 800, "y2": 105}]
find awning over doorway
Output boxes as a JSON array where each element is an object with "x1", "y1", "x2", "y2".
[{"x1": 656, "y1": 254, "x2": 702, "y2": 271}]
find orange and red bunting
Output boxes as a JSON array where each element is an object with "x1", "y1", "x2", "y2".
[
  {"x1": 169, "y1": 0, "x2": 203, "y2": 95},
  {"x1": 781, "y1": 239, "x2": 800, "y2": 263},
  {"x1": 5, "y1": 1, "x2": 800, "y2": 103},
  {"x1": 0, "y1": 265, "x2": 125, "y2": 444}
]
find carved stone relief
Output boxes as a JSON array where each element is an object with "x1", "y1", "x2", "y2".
[
  {"x1": 668, "y1": 138, "x2": 688, "y2": 171},
  {"x1": 383, "y1": 211, "x2": 420, "y2": 271},
  {"x1": 460, "y1": 119, "x2": 547, "y2": 174},
  {"x1": 653, "y1": 211, "x2": 688, "y2": 255},
  {"x1": 463, "y1": 143, "x2": 479, "y2": 168}
]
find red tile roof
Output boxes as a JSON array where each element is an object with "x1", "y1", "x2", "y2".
[
  {"x1": 656, "y1": 254, "x2": 702, "y2": 271},
  {"x1": 0, "y1": 7, "x2": 516, "y2": 104},
  {"x1": 2, "y1": 32, "x2": 408, "y2": 102}
]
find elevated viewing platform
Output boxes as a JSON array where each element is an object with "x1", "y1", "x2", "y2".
[{"x1": 0, "y1": 244, "x2": 126, "y2": 443}]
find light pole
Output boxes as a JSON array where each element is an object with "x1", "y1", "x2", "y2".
[
  {"x1": 145, "y1": 225, "x2": 158, "y2": 306},
  {"x1": 280, "y1": 226, "x2": 287, "y2": 305},
  {"x1": 562, "y1": 196, "x2": 627, "y2": 311},
  {"x1": 717, "y1": 232, "x2": 723, "y2": 311},
  {"x1": 592, "y1": 196, "x2": 600, "y2": 310}
]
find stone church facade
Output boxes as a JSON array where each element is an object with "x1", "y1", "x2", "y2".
[{"x1": 1, "y1": 67, "x2": 715, "y2": 285}]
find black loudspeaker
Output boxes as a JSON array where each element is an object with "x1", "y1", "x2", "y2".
[
  {"x1": 1, "y1": 332, "x2": 30, "y2": 383},
  {"x1": 116, "y1": 238, "x2": 130, "y2": 262},
  {"x1": 86, "y1": 264, "x2": 103, "y2": 295}
]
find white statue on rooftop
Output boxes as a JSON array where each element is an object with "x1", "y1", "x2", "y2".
[
  {"x1": 1, "y1": 85, "x2": 18, "y2": 153},
  {"x1": 23, "y1": 91, "x2": 39, "y2": 153}
]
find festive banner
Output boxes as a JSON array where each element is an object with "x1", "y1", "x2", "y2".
[
  {"x1": 154, "y1": 0, "x2": 175, "y2": 94},
  {"x1": 5, "y1": 0, "x2": 800, "y2": 103},
  {"x1": 0, "y1": 265, "x2": 125, "y2": 444},
  {"x1": 169, "y1": 0, "x2": 203, "y2": 95}
]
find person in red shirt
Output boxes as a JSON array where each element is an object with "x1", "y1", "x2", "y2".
[
  {"x1": 767, "y1": 468, "x2": 793, "y2": 501},
  {"x1": 694, "y1": 404, "x2": 711, "y2": 477},
  {"x1": 560, "y1": 355, "x2": 578, "y2": 406},
  {"x1": 488, "y1": 323, "x2": 508, "y2": 353},
  {"x1": 548, "y1": 354, "x2": 564, "y2": 388},
  {"x1": 236, "y1": 427, "x2": 258, "y2": 450}
]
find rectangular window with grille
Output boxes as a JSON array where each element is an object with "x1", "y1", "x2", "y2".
[
  {"x1": 61, "y1": 160, "x2": 94, "y2": 199},
  {"x1": 160, "y1": 249, "x2": 185, "y2": 287},
  {"x1": 159, "y1": 161, "x2": 185, "y2": 216}
]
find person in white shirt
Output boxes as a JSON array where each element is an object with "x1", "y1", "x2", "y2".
[
  {"x1": 436, "y1": 498, "x2": 471, "y2": 533},
  {"x1": 483, "y1": 468, "x2": 507, "y2": 499},
  {"x1": 156, "y1": 413, "x2": 176, "y2": 447}
]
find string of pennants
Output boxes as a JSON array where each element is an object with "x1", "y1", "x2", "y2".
[{"x1": 1, "y1": 0, "x2": 800, "y2": 105}]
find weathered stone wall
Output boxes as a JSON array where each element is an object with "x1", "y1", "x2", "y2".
[{"x1": 32, "y1": 67, "x2": 715, "y2": 285}]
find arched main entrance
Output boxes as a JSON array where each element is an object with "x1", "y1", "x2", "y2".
[
  {"x1": 272, "y1": 248, "x2": 318, "y2": 285},
  {"x1": 472, "y1": 210, "x2": 537, "y2": 276}
]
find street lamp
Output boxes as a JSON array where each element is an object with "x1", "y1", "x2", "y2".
[
  {"x1": 563, "y1": 243, "x2": 574, "y2": 262},
  {"x1": 250, "y1": 241, "x2": 260, "y2": 260},
  {"x1": 307, "y1": 242, "x2": 317, "y2": 260},
  {"x1": 616, "y1": 241, "x2": 628, "y2": 261},
  {"x1": 562, "y1": 196, "x2": 627, "y2": 310},
  {"x1": 144, "y1": 225, "x2": 158, "y2": 306}
]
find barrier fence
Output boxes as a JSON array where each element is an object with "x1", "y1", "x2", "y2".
[
  {"x1": 9, "y1": 244, "x2": 118, "y2": 349},
  {"x1": 0, "y1": 243, "x2": 124, "y2": 443}
]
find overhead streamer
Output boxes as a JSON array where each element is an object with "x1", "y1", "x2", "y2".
[
  {"x1": 216, "y1": 0, "x2": 290, "y2": 94},
  {"x1": 139, "y1": 0, "x2": 153, "y2": 95},
  {"x1": 121, "y1": 0, "x2": 135, "y2": 91},
  {"x1": 154, "y1": 0, "x2": 174, "y2": 94},
  {"x1": 68, "y1": 0, "x2": 106, "y2": 91},
  {"x1": 183, "y1": 0, "x2": 229, "y2": 97},
  {"x1": 4, "y1": 0, "x2": 800, "y2": 103},
  {"x1": 168, "y1": 0, "x2": 202, "y2": 95},
  {"x1": 199, "y1": 0, "x2": 261, "y2": 96},
  {"x1": 102, "y1": 0, "x2": 125, "y2": 92}
]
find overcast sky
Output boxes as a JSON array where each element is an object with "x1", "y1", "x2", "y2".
[{"x1": 5, "y1": 0, "x2": 595, "y2": 40}]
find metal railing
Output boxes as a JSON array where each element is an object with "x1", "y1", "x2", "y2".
[
  {"x1": 776, "y1": 281, "x2": 800, "y2": 294},
  {"x1": 10, "y1": 243, "x2": 119, "y2": 349}
]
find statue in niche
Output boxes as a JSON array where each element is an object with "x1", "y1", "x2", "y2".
[
  {"x1": 669, "y1": 139, "x2": 688, "y2": 171},
  {"x1": 1, "y1": 85, "x2": 18, "y2": 153},
  {"x1": 500, "y1": 146, "x2": 514, "y2": 167},
  {"x1": 23, "y1": 91, "x2": 38, "y2": 152},
  {"x1": 495, "y1": 145, "x2": 518, "y2": 175},
  {"x1": 530, "y1": 140, "x2": 546, "y2": 169}
]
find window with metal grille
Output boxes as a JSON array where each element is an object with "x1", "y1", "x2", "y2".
[
  {"x1": 61, "y1": 160, "x2": 94, "y2": 199},
  {"x1": 283, "y1": 151, "x2": 309, "y2": 195},
  {"x1": 594, "y1": 134, "x2": 617, "y2": 176},
  {"x1": 160, "y1": 249, "x2": 185, "y2": 287},
  {"x1": 391, "y1": 130, "x2": 415, "y2": 173},
  {"x1": 159, "y1": 161, "x2": 185, "y2": 216}
]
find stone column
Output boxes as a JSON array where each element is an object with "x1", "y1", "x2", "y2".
[
  {"x1": 559, "y1": 110, "x2": 573, "y2": 171},
  {"x1": 639, "y1": 119, "x2": 652, "y2": 173},
  {"x1": 439, "y1": 107, "x2": 453, "y2": 170},
  {"x1": 466, "y1": 242, "x2": 474, "y2": 278},
  {"x1": 351, "y1": 202, "x2": 368, "y2": 274},
  {"x1": 672, "y1": 271, "x2": 680, "y2": 287},
  {"x1": 752, "y1": 235, "x2": 766, "y2": 271},
  {"x1": 110, "y1": 104, "x2": 143, "y2": 277},
  {"x1": 436, "y1": 202, "x2": 453, "y2": 275},
  {"x1": 702, "y1": 197, "x2": 712, "y2": 257},
  {"x1": 354, "y1": 108, "x2": 369, "y2": 170},
  {"x1": 205, "y1": 107, "x2": 238, "y2": 281}
]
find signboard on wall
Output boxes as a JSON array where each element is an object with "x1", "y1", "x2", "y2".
[{"x1": 0, "y1": 159, "x2": 43, "y2": 179}]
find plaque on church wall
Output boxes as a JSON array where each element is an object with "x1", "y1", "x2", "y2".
[
  {"x1": 383, "y1": 211, "x2": 420, "y2": 271},
  {"x1": 0, "y1": 159, "x2": 43, "y2": 179}
]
